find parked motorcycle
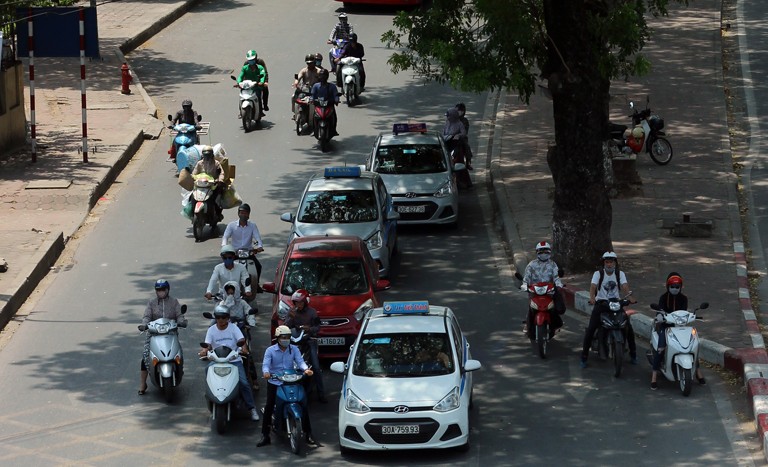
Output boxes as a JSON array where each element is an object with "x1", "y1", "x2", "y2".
[
  {"x1": 167, "y1": 114, "x2": 202, "y2": 161},
  {"x1": 313, "y1": 97, "x2": 337, "y2": 153},
  {"x1": 647, "y1": 302, "x2": 709, "y2": 396},
  {"x1": 190, "y1": 174, "x2": 220, "y2": 242},
  {"x1": 608, "y1": 98, "x2": 673, "y2": 165},
  {"x1": 339, "y1": 56, "x2": 364, "y2": 107},
  {"x1": 269, "y1": 369, "x2": 309, "y2": 455},
  {"x1": 230, "y1": 75, "x2": 262, "y2": 132},
  {"x1": 141, "y1": 304, "x2": 187, "y2": 402},
  {"x1": 199, "y1": 336, "x2": 251, "y2": 434},
  {"x1": 593, "y1": 295, "x2": 633, "y2": 377}
]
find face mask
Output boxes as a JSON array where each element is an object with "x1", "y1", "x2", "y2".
[
  {"x1": 458, "y1": 110, "x2": 465, "y2": 117},
  {"x1": 223, "y1": 258, "x2": 235, "y2": 267},
  {"x1": 156, "y1": 290, "x2": 168, "y2": 299},
  {"x1": 604, "y1": 266, "x2": 615, "y2": 274},
  {"x1": 537, "y1": 253, "x2": 550, "y2": 262},
  {"x1": 278, "y1": 338, "x2": 290, "y2": 348},
  {"x1": 669, "y1": 286, "x2": 681, "y2": 296},
  {"x1": 247, "y1": 59, "x2": 256, "y2": 66},
  {"x1": 224, "y1": 295, "x2": 235, "y2": 306}
]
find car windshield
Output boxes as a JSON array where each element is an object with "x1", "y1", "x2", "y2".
[
  {"x1": 373, "y1": 144, "x2": 447, "y2": 175},
  {"x1": 297, "y1": 190, "x2": 378, "y2": 223},
  {"x1": 281, "y1": 258, "x2": 369, "y2": 295},
  {"x1": 352, "y1": 332, "x2": 454, "y2": 377}
]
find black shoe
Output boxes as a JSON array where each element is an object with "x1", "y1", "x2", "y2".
[
  {"x1": 256, "y1": 285, "x2": 264, "y2": 294},
  {"x1": 256, "y1": 435, "x2": 271, "y2": 447},
  {"x1": 697, "y1": 376, "x2": 707, "y2": 385},
  {"x1": 306, "y1": 434, "x2": 318, "y2": 445},
  {"x1": 259, "y1": 112, "x2": 266, "y2": 118},
  {"x1": 263, "y1": 105, "x2": 269, "y2": 111},
  {"x1": 650, "y1": 381, "x2": 658, "y2": 390}
]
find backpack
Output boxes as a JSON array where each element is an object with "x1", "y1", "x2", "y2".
[{"x1": 596, "y1": 267, "x2": 622, "y2": 292}]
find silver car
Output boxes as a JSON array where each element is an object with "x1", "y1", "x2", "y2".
[
  {"x1": 280, "y1": 167, "x2": 399, "y2": 277},
  {"x1": 366, "y1": 124, "x2": 459, "y2": 225}
]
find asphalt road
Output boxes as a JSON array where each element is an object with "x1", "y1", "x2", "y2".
[{"x1": 0, "y1": 0, "x2": 760, "y2": 465}]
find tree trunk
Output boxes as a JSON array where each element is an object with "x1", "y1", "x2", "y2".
[{"x1": 543, "y1": 0, "x2": 613, "y2": 272}]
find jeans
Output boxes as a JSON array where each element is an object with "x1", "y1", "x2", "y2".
[
  {"x1": 307, "y1": 339, "x2": 325, "y2": 396},
  {"x1": 652, "y1": 324, "x2": 669, "y2": 370},
  {"x1": 207, "y1": 360, "x2": 255, "y2": 410}
]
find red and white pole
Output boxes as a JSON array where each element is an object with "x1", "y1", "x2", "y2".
[
  {"x1": 79, "y1": 7, "x2": 88, "y2": 163},
  {"x1": 27, "y1": 8, "x2": 36, "y2": 163}
]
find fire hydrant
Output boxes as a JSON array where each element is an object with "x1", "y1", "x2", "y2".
[{"x1": 121, "y1": 62, "x2": 132, "y2": 94}]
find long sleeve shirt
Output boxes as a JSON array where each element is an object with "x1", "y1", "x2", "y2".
[
  {"x1": 329, "y1": 22, "x2": 354, "y2": 42},
  {"x1": 206, "y1": 263, "x2": 251, "y2": 296},
  {"x1": 284, "y1": 306, "x2": 321, "y2": 337},
  {"x1": 222, "y1": 220, "x2": 263, "y2": 250},
  {"x1": 141, "y1": 295, "x2": 187, "y2": 326},
  {"x1": 192, "y1": 158, "x2": 225, "y2": 183},
  {"x1": 237, "y1": 63, "x2": 265, "y2": 84},
  {"x1": 262, "y1": 343, "x2": 308, "y2": 386},
  {"x1": 522, "y1": 259, "x2": 563, "y2": 288}
]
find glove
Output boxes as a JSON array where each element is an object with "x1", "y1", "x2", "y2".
[
  {"x1": 520, "y1": 283, "x2": 528, "y2": 292},
  {"x1": 177, "y1": 321, "x2": 187, "y2": 328},
  {"x1": 655, "y1": 313, "x2": 664, "y2": 324},
  {"x1": 138, "y1": 324, "x2": 147, "y2": 332}
]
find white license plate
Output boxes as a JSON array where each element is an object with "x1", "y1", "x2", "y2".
[
  {"x1": 317, "y1": 337, "x2": 345, "y2": 346},
  {"x1": 382, "y1": 424, "x2": 419, "y2": 435},
  {"x1": 397, "y1": 205, "x2": 426, "y2": 213}
]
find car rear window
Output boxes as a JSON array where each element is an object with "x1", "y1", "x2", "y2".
[
  {"x1": 298, "y1": 190, "x2": 378, "y2": 223},
  {"x1": 352, "y1": 332, "x2": 454, "y2": 377},
  {"x1": 282, "y1": 258, "x2": 369, "y2": 296},
  {"x1": 374, "y1": 144, "x2": 447, "y2": 175}
]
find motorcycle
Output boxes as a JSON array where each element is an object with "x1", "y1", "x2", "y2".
[
  {"x1": 329, "y1": 38, "x2": 347, "y2": 80},
  {"x1": 608, "y1": 98, "x2": 673, "y2": 165},
  {"x1": 230, "y1": 75, "x2": 262, "y2": 132},
  {"x1": 592, "y1": 295, "x2": 633, "y2": 377},
  {"x1": 141, "y1": 304, "x2": 187, "y2": 402},
  {"x1": 443, "y1": 134, "x2": 471, "y2": 189},
  {"x1": 269, "y1": 369, "x2": 309, "y2": 456},
  {"x1": 206, "y1": 300, "x2": 260, "y2": 391},
  {"x1": 293, "y1": 77, "x2": 313, "y2": 136},
  {"x1": 190, "y1": 174, "x2": 220, "y2": 242},
  {"x1": 647, "y1": 302, "x2": 709, "y2": 396},
  {"x1": 339, "y1": 56, "x2": 364, "y2": 107},
  {"x1": 236, "y1": 248, "x2": 261, "y2": 302},
  {"x1": 167, "y1": 114, "x2": 202, "y2": 161},
  {"x1": 313, "y1": 97, "x2": 337, "y2": 153}
]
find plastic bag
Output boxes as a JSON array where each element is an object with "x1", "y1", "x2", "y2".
[
  {"x1": 220, "y1": 184, "x2": 243, "y2": 209},
  {"x1": 181, "y1": 196, "x2": 194, "y2": 220}
]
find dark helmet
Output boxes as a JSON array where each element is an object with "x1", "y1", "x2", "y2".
[
  {"x1": 349, "y1": 33, "x2": 358, "y2": 42},
  {"x1": 456, "y1": 102, "x2": 466, "y2": 112},
  {"x1": 319, "y1": 68, "x2": 329, "y2": 82},
  {"x1": 238, "y1": 203, "x2": 251, "y2": 213},
  {"x1": 338, "y1": 12, "x2": 348, "y2": 21},
  {"x1": 305, "y1": 53, "x2": 314, "y2": 64},
  {"x1": 154, "y1": 279, "x2": 170, "y2": 291},
  {"x1": 182, "y1": 99, "x2": 192, "y2": 108},
  {"x1": 202, "y1": 145, "x2": 214, "y2": 159}
]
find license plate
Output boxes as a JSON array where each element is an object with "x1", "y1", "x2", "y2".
[
  {"x1": 382, "y1": 424, "x2": 419, "y2": 435},
  {"x1": 397, "y1": 205, "x2": 426, "y2": 213},
  {"x1": 317, "y1": 337, "x2": 345, "y2": 346}
]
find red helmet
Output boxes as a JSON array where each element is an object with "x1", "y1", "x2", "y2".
[
  {"x1": 666, "y1": 274, "x2": 683, "y2": 287},
  {"x1": 291, "y1": 289, "x2": 310, "y2": 305}
]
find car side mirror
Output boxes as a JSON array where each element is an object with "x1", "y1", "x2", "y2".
[
  {"x1": 330, "y1": 361, "x2": 346, "y2": 373},
  {"x1": 375, "y1": 279, "x2": 391, "y2": 291},
  {"x1": 280, "y1": 212, "x2": 294, "y2": 223},
  {"x1": 180, "y1": 304, "x2": 187, "y2": 314},
  {"x1": 262, "y1": 283, "x2": 277, "y2": 294},
  {"x1": 203, "y1": 311, "x2": 214, "y2": 320},
  {"x1": 463, "y1": 359, "x2": 481, "y2": 372},
  {"x1": 453, "y1": 162, "x2": 466, "y2": 172}
]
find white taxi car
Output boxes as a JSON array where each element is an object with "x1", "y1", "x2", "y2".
[
  {"x1": 365, "y1": 124, "x2": 460, "y2": 226},
  {"x1": 330, "y1": 301, "x2": 481, "y2": 452}
]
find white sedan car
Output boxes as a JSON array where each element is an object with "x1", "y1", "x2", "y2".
[{"x1": 330, "y1": 301, "x2": 481, "y2": 452}]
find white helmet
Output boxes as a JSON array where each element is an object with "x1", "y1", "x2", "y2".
[
  {"x1": 274, "y1": 325, "x2": 292, "y2": 338},
  {"x1": 535, "y1": 241, "x2": 551, "y2": 252},
  {"x1": 602, "y1": 251, "x2": 618, "y2": 261}
]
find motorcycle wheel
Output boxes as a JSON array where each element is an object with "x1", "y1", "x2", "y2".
[
  {"x1": 193, "y1": 214, "x2": 205, "y2": 242},
  {"x1": 295, "y1": 115, "x2": 303, "y2": 135},
  {"x1": 613, "y1": 339, "x2": 623, "y2": 377},
  {"x1": 287, "y1": 415, "x2": 306, "y2": 456},
  {"x1": 346, "y1": 87, "x2": 354, "y2": 107},
  {"x1": 242, "y1": 108, "x2": 250, "y2": 133},
  {"x1": 649, "y1": 137, "x2": 673, "y2": 165},
  {"x1": 536, "y1": 324, "x2": 548, "y2": 359},
  {"x1": 678, "y1": 365, "x2": 692, "y2": 397},
  {"x1": 162, "y1": 377, "x2": 174, "y2": 403},
  {"x1": 320, "y1": 128, "x2": 331, "y2": 153},
  {"x1": 213, "y1": 404, "x2": 228, "y2": 434}
]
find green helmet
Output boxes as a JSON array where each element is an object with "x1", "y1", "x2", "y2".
[{"x1": 246, "y1": 50, "x2": 257, "y2": 61}]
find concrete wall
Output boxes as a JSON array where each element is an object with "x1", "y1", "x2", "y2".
[{"x1": 0, "y1": 62, "x2": 27, "y2": 153}]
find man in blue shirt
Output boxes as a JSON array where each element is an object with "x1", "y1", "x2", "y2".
[
  {"x1": 256, "y1": 326, "x2": 316, "y2": 447},
  {"x1": 310, "y1": 69, "x2": 339, "y2": 137}
]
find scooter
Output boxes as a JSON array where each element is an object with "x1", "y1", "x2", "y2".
[
  {"x1": 270, "y1": 369, "x2": 309, "y2": 455},
  {"x1": 141, "y1": 304, "x2": 187, "y2": 402},
  {"x1": 329, "y1": 38, "x2": 347, "y2": 80},
  {"x1": 339, "y1": 56, "x2": 364, "y2": 107},
  {"x1": 236, "y1": 248, "x2": 261, "y2": 302},
  {"x1": 230, "y1": 75, "x2": 262, "y2": 133},
  {"x1": 608, "y1": 97, "x2": 673, "y2": 165},
  {"x1": 167, "y1": 114, "x2": 202, "y2": 162},
  {"x1": 190, "y1": 174, "x2": 220, "y2": 242},
  {"x1": 313, "y1": 97, "x2": 337, "y2": 153},
  {"x1": 593, "y1": 295, "x2": 633, "y2": 377},
  {"x1": 647, "y1": 302, "x2": 709, "y2": 396}
]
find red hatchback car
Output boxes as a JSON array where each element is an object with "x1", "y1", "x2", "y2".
[{"x1": 263, "y1": 236, "x2": 391, "y2": 359}]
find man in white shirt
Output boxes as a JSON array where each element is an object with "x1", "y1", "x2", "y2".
[
  {"x1": 221, "y1": 203, "x2": 264, "y2": 292},
  {"x1": 205, "y1": 245, "x2": 252, "y2": 300}
]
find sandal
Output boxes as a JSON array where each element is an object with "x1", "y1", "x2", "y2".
[{"x1": 138, "y1": 385, "x2": 148, "y2": 395}]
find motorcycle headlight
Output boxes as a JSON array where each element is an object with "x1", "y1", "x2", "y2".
[
  {"x1": 366, "y1": 231, "x2": 383, "y2": 250},
  {"x1": 533, "y1": 285, "x2": 549, "y2": 295},
  {"x1": 213, "y1": 367, "x2": 232, "y2": 377},
  {"x1": 433, "y1": 386, "x2": 460, "y2": 412},
  {"x1": 433, "y1": 180, "x2": 453, "y2": 198},
  {"x1": 277, "y1": 301, "x2": 291, "y2": 320},
  {"x1": 353, "y1": 299, "x2": 374, "y2": 322},
  {"x1": 345, "y1": 389, "x2": 370, "y2": 414},
  {"x1": 156, "y1": 324, "x2": 169, "y2": 334},
  {"x1": 609, "y1": 302, "x2": 621, "y2": 312}
]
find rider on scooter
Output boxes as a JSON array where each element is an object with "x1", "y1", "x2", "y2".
[
  {"x1": 168, "y1": 99, "x2": 201, "y2": 161},
  {"x1": 237, "y1": 50, "x2": 267, "y2": 118},
  {"x1": 222, "y1": 203, "x2": 264, "y2": 292},
  {"x1": 257, "y1": 325, "x2": 316, "y2": 447},
  {"x1": 336, "y1": 33, "x2": 365, "y2": 89},
  {"x1": 520, "y1": 241, "x2": 565, "y2": 336},
  {"x1": 650, "y1": 272, "x2": 706, "y2": 389},
  {"x1": 292, "y1": 54, "x2": 323, "y2": 117},
  {"x1": 310, "y1": 69, "x2": 340, "y2": 136},
  {"x1": 284, "y1": 289, "x2": 326, "y2": 403},
  {"x1": 191, "y1": 145, "x2": 226, "y2": 221},
  {"x1": 205, "y1": 245, "x2": 252, "y2": 301},
  {"x1": 327, "y1": 12, "x2": 354, "y2": 65},
  {"x1": 137, "y1": 279, "x2": 187, "y2": 395},
  {"x1": 198, "y1": 306, "x2": 260, "y2": 421}
]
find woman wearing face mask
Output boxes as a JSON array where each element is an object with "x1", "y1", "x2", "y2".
[
  {"x1": 650, "y1": 273, "x2": 705, "y2": 389},
  {"x1": 519, "y1": 241, "x2": 566, "y2": 336},
  {"x1": 137, "y1": 279, "x2": 187, "y2": 395}
]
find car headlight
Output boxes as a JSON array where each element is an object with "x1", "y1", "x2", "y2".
[
  {"x1": 345, "y1": 389, "x2": 370, "y2": 413},
  {"x1": 433, "y1": 180, "x2": 453, "y2": 198},
  {"x1": 213, "y1": 367, "x2": 232, "y2": 377},
  {"x1": 366, "y1": 231, "x2": 382, "y2": 250},
  {"x1": 353, "y1": 299, "x2": 374, "y2": 322},
  {"x1": 277, "y1": 301, "x2": 291, "y2": 320},
  {"x1": 433, "y1": 386, "x2": 460, "y2": 412}
]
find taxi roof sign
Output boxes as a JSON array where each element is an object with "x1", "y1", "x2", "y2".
[
  {"x1": 382, "y1": 300, "x2": 430, "y2": 314},
  {"x1": 392, "y1": 123, "x2": 427, "y2": 135},
  {"x1": 324, "y1": 166, "x2": 361, "y2": 178}
]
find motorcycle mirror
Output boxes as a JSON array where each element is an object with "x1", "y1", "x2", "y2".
[
  {"x1": 650, "y1": 303, "x2": 661, "y2": 311},
  {"x1": 699, "y1": 302, "x2": 709, "y2": 309},
  {"x1": 236, "y1": 338, "x2": 246, "y2": 347},
  {"x1": 167, "y1": 114, "x2": 173, "y2": 121},
  {"x1": 180, "y1": 304, "x2": 188, "y2": 314},
  {"x1": 197, "y1": 115, "x2": 202, "y2": 122},
  {"x1": 558, "y1": 268, "x2": 565, "y2": 278},
  {"x1": 249, "y1": 307, "x2": 258, "y2": 315},
  {"x1": 629, "y1": 102, "x2": 634, "y2": 109},
  {"x1": 199, "y1": 342, "x2": 210, "y2": 348},
  {"x1": 514, "y1": 272, "x2": 523, "y2": 281},
  {"x1": 230, "y1": 75, "x2": 237, "y2": 81},
  {"x1": 202, "y1": 311, "x2": 214, "y2": 320},
  {"x1": 294, "y1": 73, "x2": 299, "y2": 79}
]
